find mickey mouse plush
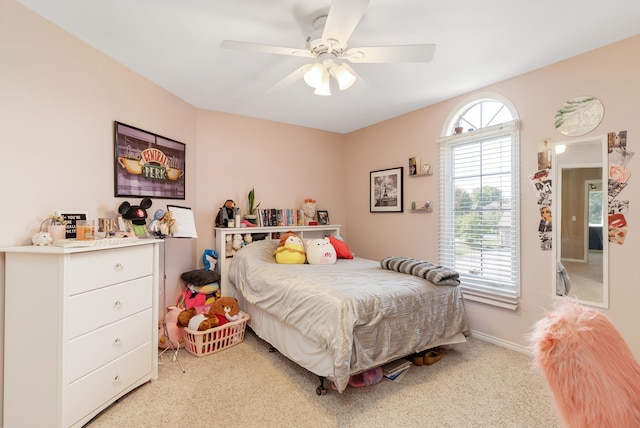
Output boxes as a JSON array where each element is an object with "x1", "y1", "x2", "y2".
[{"x1": 118, "y1": 198, "x2": 152, "y2": 236}]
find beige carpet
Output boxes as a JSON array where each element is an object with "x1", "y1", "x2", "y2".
[
  {"x1": 87, "y1": 331, "x2": 559, "y2": 428},
  {"x1": 562, "y1": 251, "x2": 604, "y2": 303}
]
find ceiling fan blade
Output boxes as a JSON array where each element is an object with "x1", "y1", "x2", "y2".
[
  {"x1": 220, "y1": 40, "x2": 314, "y2": 58},
  {"x1": 265, "y1": 64, "x2": 312, "y2": 94},
  {"x1": 322, "y1": 0, "x2": 370, "y2": 45},
  {"x1": 344, "y1": 44, "x2": 436, "y2": 63}
]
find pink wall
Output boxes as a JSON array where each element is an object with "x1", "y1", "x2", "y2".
[
  {"x1": 193, "y1": 109, "x2": 346, "y2": 263},
  {"x1": 344, "y1": 34, "x2": 640, "y2": 355},
  {"x1": 2, "y1": 0, "x2": 640, "y2": 419}
]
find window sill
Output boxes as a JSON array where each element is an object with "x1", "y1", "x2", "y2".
[{"x1": 461, "y1": 287, "x2": 519, "y2": 310}]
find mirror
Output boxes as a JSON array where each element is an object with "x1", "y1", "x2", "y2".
[{"x1": 553, "y1": 135, "x2": 608, "y2": 308}]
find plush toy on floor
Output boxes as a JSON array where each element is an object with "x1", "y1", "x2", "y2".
[
  {"x1": 530, "y1": 302, "x2": 640, "y2": 427},
  {"x1": 158, "y1": 306, "x2": 184, "y2": 349}
]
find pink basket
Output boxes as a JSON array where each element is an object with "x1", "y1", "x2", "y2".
[{"x1": 182, "y1": 313, "x2": 250, "y2": 357}]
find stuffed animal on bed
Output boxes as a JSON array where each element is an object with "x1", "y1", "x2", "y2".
[
  {"x1": 273, "y1": 231, "x2": 306, "y2": 264},
  {"x1": 209, "y1": 296, "x2": 242, "y2": 326},
  {"x1": 305, "y1": 237, "x2": 337, "y2": 265}
]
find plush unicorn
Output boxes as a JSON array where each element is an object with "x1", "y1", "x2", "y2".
[{"x1": 530, "y1": 302, "x2": 640, "y2": 427}]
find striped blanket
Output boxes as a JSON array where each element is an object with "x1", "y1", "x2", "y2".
[{"x1": 380, "y1": 257, "x2": 460, "y2": 286}]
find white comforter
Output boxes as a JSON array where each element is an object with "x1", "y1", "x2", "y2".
[{"x1": 228, "y1": 240, "x2": 468, "y2": 392}]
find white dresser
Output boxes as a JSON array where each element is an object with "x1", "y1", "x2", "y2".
[{"x1": 2, "y1": 240, "x2": 161, "y2": 428}]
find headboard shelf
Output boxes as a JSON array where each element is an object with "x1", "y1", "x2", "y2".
[{"x1": 213, "y1": 225, "x2": 341, "y2": 296}]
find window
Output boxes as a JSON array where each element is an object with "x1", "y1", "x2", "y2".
[{"x1": 439, "y1": 98, "x2": 520, "y2": 309}]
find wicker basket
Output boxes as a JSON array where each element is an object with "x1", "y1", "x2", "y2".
[{"x1": 182, "y1": 313, "x2": 250, "y2": 357}]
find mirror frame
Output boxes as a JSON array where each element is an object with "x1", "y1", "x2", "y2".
[{"x1": 552, "y1": 135, "x2": 609, "y2": 308}]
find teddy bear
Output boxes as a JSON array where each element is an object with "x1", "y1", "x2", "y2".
[
  {"x1": 305, "y1": 237, "x2": 337, "y2": 265},
  {"x1": 273, "y1": 231, "x2": 306, "y2": 264},
  {"x1": 158, "y1": 306, "x2": 185, "y2": 349},
  {"x1": 216, "y1": 199, "x2": 238, "y2": 227},
  {"x1": 232, "y1": 233, "x2": 244, "y2": 251},
  {"x1": 177, "y1": 307, "x2": 219, "y2": 331},
  {"x1": 225, "y1": 234, "x2": 235, "y2": 257},
  {"x1": 208, "y1": 296, "x2": 242, "y2": 326}
]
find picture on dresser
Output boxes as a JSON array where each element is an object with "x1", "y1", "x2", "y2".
[
  {"x1": 114, "y1": 121, "x2": 186, "y2": 199},
  {"x1": 59, "y1": 211, "x2": 87, "y2": 238}
]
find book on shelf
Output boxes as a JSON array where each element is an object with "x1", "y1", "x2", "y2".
[{"x1": 258, "y1": 208, "x2": 304, "y2": 227}]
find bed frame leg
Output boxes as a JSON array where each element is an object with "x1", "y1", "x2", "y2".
[{"x1": 316, "y1": 376, "x2": 328, "y2": 396}]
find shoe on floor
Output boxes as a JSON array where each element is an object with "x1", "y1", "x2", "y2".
[
  {"x1": 423, "y1": 348, "x2": 443, "y2": 365},
  {"x1": 411, "y1": 351, "x2": 426, "y2": 366}
]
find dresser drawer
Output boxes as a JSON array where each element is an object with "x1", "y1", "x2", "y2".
[
  {"x1": 66, "y1": 309, "x2": 152, "y2": 382},
  {"x1": 67, "y1": 276, "x2": 152, "y2": 339},
  {"x1": 68, "y1": 245, "x2": 153, "y2": 295},
  {"x1": 66, "y1": 342, "x2": 152, "y2": 427}
]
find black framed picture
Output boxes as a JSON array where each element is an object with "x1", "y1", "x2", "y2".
[
  {"x1": 370, "y1": 167, "x2": 403, "y2": 213},
  {"x1": 317, "y1": 210, "x2": 330, "y2": 225},
  {"x1": 114, "y1": 121, "x2": 186, "y2": 199}
]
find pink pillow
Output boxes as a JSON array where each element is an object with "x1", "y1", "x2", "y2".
[{"x1": 329, "y1": 235, "x2": 353, "y2": 259}]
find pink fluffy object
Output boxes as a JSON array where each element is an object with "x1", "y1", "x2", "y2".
[{"x1": 530, "y1": 302, "x2": 640, "y2": 427}]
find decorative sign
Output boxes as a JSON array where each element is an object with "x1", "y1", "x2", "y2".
[
  {"x1": 59, "y1": 212, "x2": 87, "y2": 239},
  {"x1": 114, "y1": 121, "x2": 186, "y2": 199},
  {"x1": 167, "y1": 205, "x2": 197, "y2": 238},
  {"x1": 554, "y1": 96, "x2": 604, "y2": 137}
]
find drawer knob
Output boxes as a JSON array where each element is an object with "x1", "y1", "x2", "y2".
[
  {"x1": 113, "y1": 300, "x2": 123, "y2": 308},
  {"x1": 114, "y1": 263, "x2": 124, "y2": 271},
  {"x1": 114, "y1": 375, "x2": 121, "y2": 382},
  {"x1": 113, "y1": 338, "x2": 122, "y2": 345}
]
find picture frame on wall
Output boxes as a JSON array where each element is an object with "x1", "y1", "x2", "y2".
[
  {"x1": 317, "y1": 210, "x2": 330, "y2": 225},
  {"x1": 408, "y1": 156, "x2": 419, "y2": 176},
  {"x1": 370, "y1": 167, "x2": 403, "y2": 213},
  {"x1": 114, "y1": 121, "x2": 186, "y2": 199}
]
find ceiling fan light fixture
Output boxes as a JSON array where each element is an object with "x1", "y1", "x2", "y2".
[
  {"x1": 303, "y1": 63, "x2": 325, "y2": 88},
  {"x1": 313, "y1": 71, "x2": 331, "y2": 96},
  {"x1": 331, "y1": 64, "x2": 356, "y2": 90}
]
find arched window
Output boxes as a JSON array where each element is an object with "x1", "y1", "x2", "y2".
[{"x1": 438, "y1": 96, "x2": 520, "y2": 309}]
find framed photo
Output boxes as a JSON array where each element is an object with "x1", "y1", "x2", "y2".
[
  {"x1": 59, "y1": 211, "x2": 87, "y2": 238},
  {"x1": 370, "y1": 167, "x2": 403, "y2": 213},
  {"x1": 114, "y1": 121, "x2": 186, "y2": 199},
  {"x1": 408, "y1": 156, "x2": 419, "y2": 176},
  {"x1": 317, "y1": 210, "x2": 330, "y2": 225}
]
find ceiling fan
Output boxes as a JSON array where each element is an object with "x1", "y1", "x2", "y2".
[{"x1": 220, "y1": 0, "x2": 436, "y2": 96}]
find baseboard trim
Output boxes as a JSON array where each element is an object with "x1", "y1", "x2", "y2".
[{"x1": 469, "y1": 330, "x2": 532, "y2": 356}]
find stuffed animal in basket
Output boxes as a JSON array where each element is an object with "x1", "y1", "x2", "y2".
[
  {"x1": 209, "y1": 296, "x2": 242, "y2": 326},
  {"x1": 305, "y1": 237, "x2": 337, "y2": 265},
  {"x1": 177, "y1": 307, "x2": 219, "y2": 331},
  {"x1": 273, "y1": 231, "x2": 306, "y2": 264},
  {"x1": 158, "y1": 306, "x2": 184, "y2": 349}
]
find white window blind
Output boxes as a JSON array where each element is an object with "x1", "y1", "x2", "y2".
[{"x1": 439, "y1": 121, "x2": 520, "y2": 308}]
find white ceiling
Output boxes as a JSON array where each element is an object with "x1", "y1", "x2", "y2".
[{"x1": 16, "y1": 0, "x2": 640, "y2": 134}]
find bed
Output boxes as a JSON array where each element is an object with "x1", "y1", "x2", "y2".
[{"x1": 226, "y1": 239, "x2": 469, "y2": 393}]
